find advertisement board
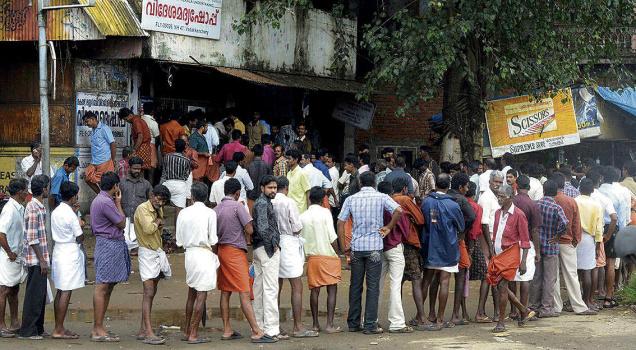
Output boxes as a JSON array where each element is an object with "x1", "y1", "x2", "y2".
[
  {"x1": 75, "y1": 92, "x2": 130, "y2": 147},
  {"x1": 141, "y1": 0, "x2": 223, "y2": 40}
]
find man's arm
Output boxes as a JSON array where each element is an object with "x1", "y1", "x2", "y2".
[
  {"x1": 482, "y1": 224, "x2": 494, "y2": 257},
  {"x1": 25, "y1": 156, "x2": 39, "y2": 177},
  {"x1": 0, "y1": 233, "x2": 16, "y2": 261},
  {"x1": 531, "y1": 227, "x2": 541, "y2": 262},
  {"x1": 133, "y1": 132, "x2": 143, "y2": 150},
  {"x1": 244, "y1": 222, "x2": 254, "y2": 245},
  {"x1": 110, "y1": 142, "x2": 117, "y2": 164},
  {"x1": 337, "y1": 219, "x2": 346, "y2": 252},
  {"x1": 605, "y1": 213, "x2": 618, "y2": 242},
  {"x1": 114, "y1": 190, "x2": 127, "y2": 229},
  {"x1": 380, "y1": 207, "x2": 403, "y2": 237}
]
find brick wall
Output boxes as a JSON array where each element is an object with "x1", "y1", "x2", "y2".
[{"x1": 356, "y1": 93, "x2": 443, "y2": 161}]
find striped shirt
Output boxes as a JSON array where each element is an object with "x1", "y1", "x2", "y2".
[
  {"x1": 537, "y1": 196, "x2": 568, "y2": 256},
  {"x1": 23, "y1": 198, "x2": 49, "y2": 266},
  {"x1": 161, "y1": 152, "x2": 191, "y2": 181},
  {"x1": 273, "y1": 156, "x2": 289, "y2": 177}
]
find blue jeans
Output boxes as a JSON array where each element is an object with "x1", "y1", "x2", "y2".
[{"x1": 347, "y1": 250, "x2": 383, "y2": 331}]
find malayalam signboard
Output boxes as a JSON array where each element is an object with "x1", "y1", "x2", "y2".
[
  {"x1": 572, "y1": 87, "x2": 602, "y2": 138},
  {"x1": 75, "y1": 92, "x2": 130, "y2": 147},
  {"x1": 141, "y1": 0, "x2": 223, "y2": 40},
  {"x1": 485, "y1": 89, "x2": 580, "y2": 157},
  {"x1": 331, "y1": 100, "x2": 376, "y2": 130}
]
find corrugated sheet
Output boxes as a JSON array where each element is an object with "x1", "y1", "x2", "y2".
[
  {"x1": 81, "y1": 0, "x2": 147, "y2": 37},
  {"x1": 0, "y1": 0, "x2": 144, "y2": 41},
  {"x1": 213, "y1": 66, "x2": 364, "y2": 94}
]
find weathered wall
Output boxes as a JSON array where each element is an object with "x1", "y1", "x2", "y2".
[{"x1": 145, "y1": 0, "x2": 357, "y2": 79}]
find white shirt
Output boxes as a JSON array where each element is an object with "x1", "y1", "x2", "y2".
[
  {"x1": 272, "y1": 193, "x2": 303, "y2": 236},
  {"x1": 176, "y1": 202, "x2": 218, "y2": 249},
  {"x1": 302, "y1": 163, "x2": 332, "y2": 189},
  {"x1": 328, "y1": 166, "x2": 340, "y2": 207},
  {"x1": 51, "y1": 202, "x2": 83, "y2": 244},
  {"x1": 528, "y1": 177, "x2": 544, "y2": 201},
  {"x1": 591, "y1": 189, "x2": 617, "y2": 224},
  {"x1": 20, "y1": 155, "x2": 54, "y2": 194},
  {"x1": 142, "y1": 114, "x2": 160, "y2": 139},
  {"x1": 478, "y1": 188, "x2": 500, "y2": 233},
  {"x1": 204, "y1": 123, "x2": 220, "y2": 151},
  {"x1": 0, "y1": 198, "x2": 25, "y2": 252},
  {"x1": 493, "y1": 203, "x2": 515, "y2": 254},
  {"x1": 235, "y1": 166, "x2": 254, "y2": 202},
  {"x1": 479, "y1": 169, "x2": 493, "y2": 193},
  {"x1": 209, "y1": 176, "x2": 229, "y2": 204},
  {"x1": 359, "y1": 164, "x2": 370, "y2": 174}
]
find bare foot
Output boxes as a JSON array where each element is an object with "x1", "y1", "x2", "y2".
[
  {"x1": 250, "y1": 331, "x2": 265, "y2": 341},
  {"x1": 324, "y1": 326, "x2": 342, "y2": 334},
  {"x1": 312, "y1": 325, "x2": 320, "y2": 332}
]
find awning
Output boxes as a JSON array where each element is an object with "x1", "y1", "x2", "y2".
[
  {"x1": 596, "y1": 87, "x2": 636, "y2": 117},
  {"x1": 212, "y1": 66, "x2": 364, "y2": 94},
  {"x1": 81, "y1": 0, "x2": 147, "y2": 37}
]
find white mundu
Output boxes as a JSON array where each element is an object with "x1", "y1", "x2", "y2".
[{"x1": 51, "y1": 202, "x2": 85, "y2": 291}]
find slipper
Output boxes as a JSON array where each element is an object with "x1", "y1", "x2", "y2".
[
  {"x1": 443, "y1": 322, "x2": 455, "y2": 329},
  {"x1": 491, "y1": 325, "x2": 507, "y2": 333},
  {"x1": 603, "y1": 299, "x2": 619, "y2": 308},
  {"x1": 362, "y1": 327, "x2": 383, "y2": 335},
  {"x1": 276, "y1": 333, "x2": 290, "y2": 340},
  {"x1": 474, "y1": 316, "x2": 493, "y2": 323},
  {"x1": 52, "y1": 334, "x2": 80, "y2": 340},
  {"x1": 252, "y1": 334, "x2": 278, "y2": 344},
  {"x1": 324, "y1": 327, "x2": 342, "y2": 334},
  {"x1": 136, "y1": 335, "x2": 146, "y2": 341},
  {"x1": 389, "y1": 326, "x2": 413, "y2": 334},
  {"x1": 0, "y1": 329, "x2": 15, "y2": 338},
  {"x1": 18, "y1": 335, "x2": 44, "y2": 340},
  {"x1": 348, "y1": 327, "x2": 363, "y2": 333},
  {"x1": 408, "y1": 319, "x2": 422, "y2": 327},
  {"x1": 221, "y1": 331, "x2": 243, "y2": 340},
  {"x1": 187, "y1": 337, "x2": 210, "y2": 344},
  {"x1": 143, "y1": 336, "x2": 166, "y2": 345},
  {"x1": 423, "y1": 323, "x2": 443, "y2": 331},
  {"x1": 518, "y1": 310, "x2": 536, "y2": 326},
  {"x1": 91, "y1": 335, "x2": 120, "y2": 342},
  {"x1": 454, "y1": 319, "x2": 470, "y2": 326}
]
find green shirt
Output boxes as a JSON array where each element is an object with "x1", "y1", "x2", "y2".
[{"x1": 189, "y1": 131, "x2": 209, "y2": 153}]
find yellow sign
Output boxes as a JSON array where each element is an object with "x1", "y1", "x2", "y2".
[
  {"x1": 0, "y1": 147, "x2": 76, "y2": 195},
  {"x1": 485, "y1": 89, "x2": 580, "y2": 157}
]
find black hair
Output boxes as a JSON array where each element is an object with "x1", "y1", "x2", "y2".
[
  {"x1": 450, "y1": 172, "x2": 470, "y2": 190},
  {"x1": 64, "y1": 156, "x2": 80, "y2": 167},
  {"x1": 359, "y1": 171, "x2": 376, "y2": 187},
  {"x1": 152, "y1": 184, "x2": 172, "y2": 202},
  {"x1": 196, "y1": 120, "x2": 207, "y2": 130},
  {"x1": 190, "y1": 182, "x2": 208, "y2": 202},
  {"x1": 224, "y1": 178, "x2": 242, "y2": 196},
  {"x1": 122, "y1": 146, "x2": 133, "y2": 158},
  {"x1": 99, "y1": 171, "x2": 120, "y2": 191},
  {"x1": 358, "y1": 143, "x2": 369, "y2": 152},
  {"x1": 360, "y1": 153, "x2": 371, "y2": 165},
  {"x1": 60, "y1": 181, "x2": 79, "y2": 201},
  {"x1": 344, "y1": 154, "x2": 358, "y2": 166},
  {"x1": 396, "y1": 156, "x2": 406, "y2": 168},
  {"x1": 253, "y1": 144, "x2": 264, "y2": 156},
  {"x1": 507, "y1": 169, "x2": 519, "y2": 178},
  {"x1": 440, "y1": 161, "x2": 452, "y2": 174},
  {"x1": 128, "y1": 156, "x2": 144, "y2": 167},
  {"x1": 579, "y1": 178, "x2": 594, "y2": 195},
  {"x1": 419, "y1": 145, "x2": 431, "y2": 152},
  {"x1": 550, "y1": 172, "x2": 566, "y2": 189},
  {"x1": 285, "y1": 149, "x2": 302, "y2": 162},
  {"x1": 559, "y1": 166, "x2": 573, "y2": 178},
  {"x1": 502, "y1": 152, "x2": 514, "y2": 167},
  {"x1": 436, "y1": 173, "x2": 451, "y2": 190},
  {"x1": 587, "y1": 170, "x2": 602, "y2": 187},
  {"x1": 30, "y1": 140, "x2": 41, "y2": 152},
  {"x1": 260, "y1": 175, "x2": 278, "y2": 187},
  {"x1": 413, "y1": 158, "x2": 427, "y2": 170},
  {"x1": 82, "y1": 111, "x2": 97, "y2": 121},
  {"x1": 225, "y1": 160, "x2": 238, "y2": 174},
  {"x1": 232, "y1": 151, "x2": 245, "y2": 163},
  {"x1": 391, "y1": 177, "x2": 410, "y2": 194},
  {"x1": 517, "y1": 175, "x2": 531, "y2": 190},
  {"x1": 231, "y1": 129, "x2": 242, "y2": 140},
  {"x1": 30, "y1": 174, "x2": 49, "y2": 197},
  {"x1": 466, "y1": 181, "x2": 477, "y2": 198},
  {"x1": 118, "y1": 107, "x2": 133, "y2": 119},
  {"x1": 143, "y1": 102, "x2": 155, "y2": 114},
  {"x1": 602, "y1": 166, "x2": 620, "y2": 184},
  {"x1": 315, "y1": 148, "x2": 326, "y2": 159},
  {"x1": 377, "y1": 181, "x2": 392, "y2": 195},
  {"x1": 543, "y1": 179, "x2": 558, "y2": 197},
  {"x1": 484, "y1": 158, "x2": 496, "y2": 170},
  {"x1": 261, "y1": 134, "x2": 271, "y2": 145},
  {"x1": 175, "y1": 138, "x2": 186, "y2": 153},
  {"x1": 309, "y1": 186, "x2": 325, "y2": 204},
  {"x1": 7, "y1": 178, "x2": 27, "y2": 196},
  {"x1": 276, "y1": 176, "x2": 289, "y2": 190}
]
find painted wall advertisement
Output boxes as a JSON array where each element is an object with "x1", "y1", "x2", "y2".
[
  {"x1": 141, "y1": 0, "x2": 223, "y2": 40},
  {"x1": 332, "y1": 100, "x2": 376, "y2": 130},
  {"x1": 75, "y1": 92, "x2": 130, "y2": 146},
  {"x1": 485, "y1": 89, "x2": 580, "y2": 158},
  {"x1": 572, "y1": 87, "x2": 602, "y2": 138}
]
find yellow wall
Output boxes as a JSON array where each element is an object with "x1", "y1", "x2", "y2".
[{"x1": 0, "y1": 147, "x2": 76, "y2": 194}]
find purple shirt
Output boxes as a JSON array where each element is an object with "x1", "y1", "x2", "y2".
[
  {"x1": 90, "y1": 191, "x2": 125, "y2": 240},
  {"x1": 382, "y1": 210, "x2": 409, "y2": 251},
  {"x1": 214, "y1": 196, "x2": 253, "y2": 250},
  {"x1": 263, "y1": 144, "x2": 275, "y2": 167}
]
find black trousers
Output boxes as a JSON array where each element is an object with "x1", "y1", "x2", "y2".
[{"x1": 18, "y1": 266, "x2": 46, "y2": 337}]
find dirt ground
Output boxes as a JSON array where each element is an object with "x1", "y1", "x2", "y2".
[{"x1": 4, "y1": 234, "x2": 636, "y2": 350}]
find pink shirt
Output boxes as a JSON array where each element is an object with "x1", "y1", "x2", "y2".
[
  {"x1": 214, "y1": 140, "x2": 247, "y2": 164},
  {"x1": 263, "y1": 144, "x2": 275, "y2": 167}
]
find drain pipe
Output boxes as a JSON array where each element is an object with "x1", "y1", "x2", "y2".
[{"x1": 48, "y1": 41, "x2": 56, "y2": 100}]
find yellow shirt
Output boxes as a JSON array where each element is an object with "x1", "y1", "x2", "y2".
[
  {"x1": 575, "y1": 195, "x2": 604, "y2": 243},
  {"x1": 233, "y1": 118, "x2": 246, "y2": 134},
  {"x1": 287, "y1": 165, "x2": 311, "y2": 213},
  {"x1": 134, "y1": 200, "x2": 164, "y2": 250}
]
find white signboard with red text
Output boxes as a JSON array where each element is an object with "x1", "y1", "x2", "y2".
[{"x1": 141, "y1": 0, "x2": 223, "y2": 40}]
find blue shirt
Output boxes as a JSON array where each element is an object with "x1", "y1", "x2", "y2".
[
  {"x1": 384, "y1": 168, "x2": 414, "y2": 195},
  {"x1": 313, "y1": 160, "x2": 331, "y2": 180},
  {"x1": 338, "y1": 187, "x2": 400, "y2": 252},
  {"x1": 90, "y1": 122, "x2": 115, "y2": 165},
  {"x1": 537, "y1": 196, "x2": 568, "y2": 255},
  {"x1": 50, "y1": 167, "x2": 69, "y2": 205},
  {"x1": 421, "y1": 192, "x2": 464, "y2": 267}
]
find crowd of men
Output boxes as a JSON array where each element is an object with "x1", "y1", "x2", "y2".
[{"x1": 1, "y1": 103, "x2": 635, "y2": 344}]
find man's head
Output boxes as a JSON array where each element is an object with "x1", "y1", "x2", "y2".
[
  {"x1": 297, "y1": 123, "x2": 307, "y2": 137},
  {"x1": 484, "y1": 158, "x2": 496, "y2": 171},
  {"x1": 60, "y1": 181, "x2": 79, "y2": 204},
  {"x1": 31, "y1": 174, "x2": 50, "y2": 199},
  {"x1": 63, "y1": 156, "x2": 80, "y2": 174},
  {"x1": 231, "y1": 129, "x2": 242, "y2": 141},
  {"x1": 325, "y1": 154, "x2": 335, "y2": 168},
  {"x1": 253, "y1": 144, "x2": 264, "y2": 157},
  {"x1": 224, "y1": 178, "x2": 242, "y2": 200},
  {"x1": 413, "y1": 158, "x2": 429, "y2": 173},
  {"x1": 391, "y1": 177, "x2": 409, "y2": 195},
  {"x1": 143, "y1": 102, "x2": 155, "y2": 116},
  {"x1": 559, "y1": 166, "x2": 573, "y2": 180},
  {"x1": 451, "y1": 172, "x2": 470, "y2": 194},
  {"x1": 7, "y1": 178, "x2": 28, "y2": 204},
  {"x1": 122, "y1": 146, "x2": 132, "y2": 160},
  {"x1": 253, "y1": 112, "x2": 261, "y2": 121},
  {"x1": 543, "y1": 179, "x2": 558, "y2": 197},
  {"x1": 128, "y1": 156, "x2": 144, "y2": 179},
  {"x1": 587, "y1": 169, "x2": 602, "y2": 188},
  {"x1": 225, "y1": 160, "x2": 238, "y2": 176},
  {"x1": 100, "y1": 171, "x2": 120, "y2": 194},
  {"x1": 506, "y1": 169, "x2": 518, "y2": 186},
  {"x1": 550, "y1": 172, "x2": 566, "y2": 190},
  {"x1": 395, "y1": 156, "x2": 406, "y2": 169},
  {"x1": 377, "y1": 181, "x2": 392, "y2": 195},
  {"x1": 624, "y1": 161, "x2": 636, "y2": 178},
  {"x1": 309, "y1": 186, "x2": 325, "y2": 205},
  {"x1": 119, "y1": 107, "x2": 134, "y2": 122},
  {"x1": 232, "y1": 152, "x2": 246, "y2": 166},
  {"x1": 496, "y1": 186, "x2": 514, "y2": 208},
  {"x1": 602, "y1": 166, "x2": 620, "y2": 184},
  {"x1": 359, "y1": 153, "x2": 371, "y2": 168},
  {"x1": 359, "y1": 171, "x2": 376, "y2": 188},
  {"x1": 466, "y1": 181, "x2": 477, "y2": 199},
  {"x1": 261, "y1": 134, "x2": 272, "y2": 145},
  {"x1": 274, "y1": 144, "x2": 284, "y2": 159},
  {"x1": 517, "y1": 175, "x2": 531, "y2": 192},
  {"x1": 344, "y1": 154, "x2": 358, "y2": 174},
  {"x1": 358, "y1": 144, "x2": 370, "y2": 155},
  {"x1": 418, "y1": 145, "x2": 431, "y2": 160},
  {"x1": 175, "y1": 138, "x2": 186, "y2": 153},
  {"x1": 223, "y1": 119, "x2": 234, "y2": 133},
  {"x1": 501, "y1": 152, "x2": 514, "y2": 167},
  {"x1": 261, "y1": 175, "x2": 278, "y2": 199},
  {"x1": 436, "y1": 173, "x2": 451, "y2": 191},
  {"x1": 299, "y1": 154, "x2": 311, "y2": 167},
  {"x1": 286, "y1": 149, "x2": 302, "y2": 169},
  {"x1": 276, "y1": 176, "x2": 289, "y2": 194},
  {"x1": 376, "y1": 159, "x2": 388, "y2": 172},
  {"x1": 82, "y1": 111, "x2": 98, "y2": 129},
  {"x1": 190, "y1": 182, "x2": 208, "y2": 203},
  {"x1": 196, "y1": 121, "x2": 207, "y2": 135},
  {"x1": 150, "y1": 185, "x2": 171, "y2": 210},
  {"x1": 489, "y1": 170, "x2": 504, "y2": 191},
  {"x1": 579, "y1": 178, "x2": 594, "y2": 196},
  {"x1": 30, "y1": 140, "x2": 42, "y2": 158},
  {"x1": 468, "y1": 160, "x2": 481, "y2": 175}
]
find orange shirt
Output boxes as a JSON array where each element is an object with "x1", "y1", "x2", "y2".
[
  {"x1": 160, "y1": 120, "x2": 185, "y2": 154},
  {"x1": 392, "y1": 194, "x2": 425, "y2": 248}
]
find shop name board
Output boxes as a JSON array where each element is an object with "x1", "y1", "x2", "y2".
[
  {"x1": 141, "y1": 0, "x2": 222, "y2": 40},
  {"x1": 331, "y1": 100, "x2": 376, "y2": 130},
  {"x1": 485, "y1": 89, "x2": 580, "y2": 157},
  {"x1": 76, "y1": 92, "x2": 130, "y2": 147}
]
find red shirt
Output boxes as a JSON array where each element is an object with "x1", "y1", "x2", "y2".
[
  {"x1": 554, "y1": 192, "x2": 582, "y2": 244},
  {"x1": 383, "y1": 211, "x2": 410, "y2": 251},
  {"x1": 492, "y1": 205, "x2": 531, "y2": 250},
  {"x1": 214, "y1": 140, "x2": 248, "y2": 164},
  {"x1": 392, "y1": 194, "x2": 424, "y2": 248},
  {"x1": 467, "y1": 197, "x2": 483, "y2": 241}
]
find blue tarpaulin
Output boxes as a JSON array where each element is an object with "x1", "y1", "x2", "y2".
[{"x1": 596, "y1": 87, "x2": 636, "y2": 117}]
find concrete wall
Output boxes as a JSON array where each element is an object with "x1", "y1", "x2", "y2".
[{"x1": 146, "y1": 0, "x2": 357, "y2": 79}]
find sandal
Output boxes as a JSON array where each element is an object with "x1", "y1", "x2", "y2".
[
  {"x1": 187, "y1": 337, "x2": 210, "y2": 344},
  {"x1": 324, "y1": 326, "x2": 342, "y2": 334},
  {"x1": 221, "y1": 331, "x2": 243, "y2": 340},
  {"x1": 362, "y1": 327, "x2": 383, "y2": 335},
  {"x1": 0, "y1": 329, "x2": 15, "y2": 338},
  {"x1": 252, "y1": 334, "x2": 278, "y2": 343},
  {"x1": 474, "y1": 315, "x2": 493, "y2": 323},
  {"x1": 52, "y1": 333, "x2": 80, "y2": 340},
  {"x1": 518, "y1": 310, "x2": 536, "y2": 327},
  {"x1": 143, "y1": 336, "x2": 166, "y2": 345},
  {"x1": 91, "y1": 335, "x2": 120, "y2": 342},
  {"x1": 492, "y1": 324, "x2": 507, "y2": 333},
  {"x1": 389, "y1": 326, "x2": 413, "y2": 334},
  {"x1": 603, "y1": 298, "x2": 619, "y2": 308},
  {"x1": 454, "y1": 319, "x2": 470, "y2": 326},
  {"x1": 292, "y1": 329, "x2": 319, "y2": 338},
  {"x1": 424, "y1": 323, "x2": 443, "y2": 331},
  {"x1": 443, "y1": 321, "x2": 455, "y2": 329}
]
